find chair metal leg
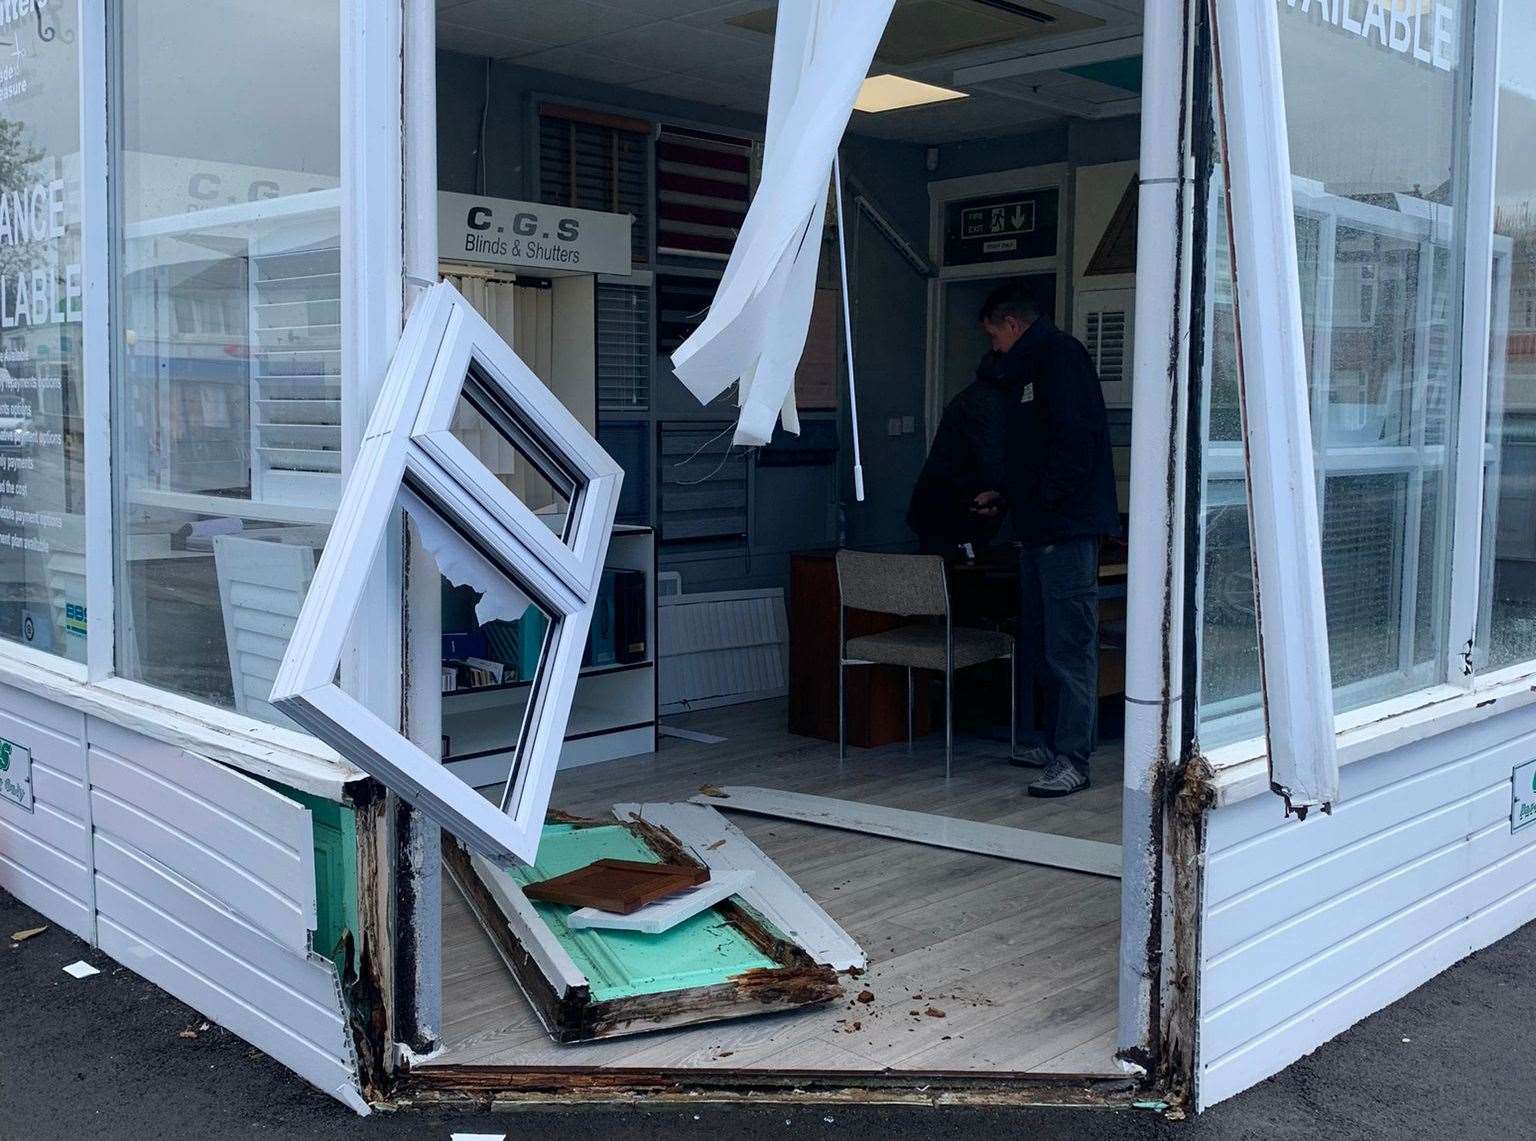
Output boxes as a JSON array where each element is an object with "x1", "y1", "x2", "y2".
[
  {"x1": 906, "y1": 667, "x2": 914, "y2": 754},
  {"x1": 1009, "y1": 649, "x2": 1017, "y2": 760},
  {"x1": 838, "y1": 660, "x2": 846, "y2": 764},
  {"x1": 944, "y1": 667, "x2": 953, "y2": 779},
  {"x1": 944, "y1": 619, "x2": 954, "y2": 780}
]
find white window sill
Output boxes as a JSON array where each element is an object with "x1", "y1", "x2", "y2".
[
  {"x1": 1206, "y1": 668, "x2": 1536, "y2": 808},
  {"x1": 0, "y1": 642, "x2": 364, "y2": 801}
]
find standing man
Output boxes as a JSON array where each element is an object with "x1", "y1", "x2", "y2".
[{"x1": 971, "y1": 283, "x2": 1119, "y2": 798}]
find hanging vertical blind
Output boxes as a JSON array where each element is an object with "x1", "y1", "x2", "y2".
[{"x1": 538, "y1": 104, "x2": 650, "y2": 266}]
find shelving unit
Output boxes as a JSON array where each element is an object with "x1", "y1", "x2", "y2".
[{"x1": 442, "y1": 525, "x2": 657, "y2": 790}]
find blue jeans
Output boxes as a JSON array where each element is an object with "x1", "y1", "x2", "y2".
[{"x1": 1016, "y1": 538, "x2": 1099, "y2": 777}]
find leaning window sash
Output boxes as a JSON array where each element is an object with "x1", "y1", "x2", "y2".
[
  {"x1": 1208, "y1": 0, "x2": 1339, "y2": 815},
  {"x1": 271, "y1": 283, "x2": 622, "y2": 865}
]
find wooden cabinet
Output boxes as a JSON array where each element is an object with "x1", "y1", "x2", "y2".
[{"x1": 787, "y1": 552, "x2": 932, "y2": 747}]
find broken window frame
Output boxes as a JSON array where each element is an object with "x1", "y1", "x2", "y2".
[
  {"x1": 1207, "y1": 0, "x2": 1341, "y2": 814},
  {"x1": 270, "y1": 281, "x2": 622, "y2": 865}
]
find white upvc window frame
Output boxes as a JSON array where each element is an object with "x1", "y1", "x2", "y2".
[
  {"x1": 1201, "y1": 0, "x2": 1536, "y2": 809},
  {"x1": 1208, "y1": 0, "x2": 1340, "y2": 814},
  {"x1": 271, "y1": 282, "x2": 621, "y2": 865},
  {"x1": 0, "y1": 0, "x2": 407, "y2": 803}
]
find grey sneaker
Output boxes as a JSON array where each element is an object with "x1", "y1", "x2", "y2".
[
  {"x1": 1009, "y1": 744, "x2": 1053, "y2": 769},
  {"x1": 1028, "y1": 757, "x2": 1089, "y2": 798}
]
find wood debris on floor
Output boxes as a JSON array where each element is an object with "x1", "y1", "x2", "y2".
[
  {"x1": 521, "y1": 857, "x2": 708, "y2": 913},
  {"x1": 443, "y1": 816, "x2": 842, "y2": 1043},
  {"x1": 692, "y1": 785, "x2": 1122, "y2": 878},
  {"x1": 612, "y1": 800, "x2": 867, "y2": 971}
]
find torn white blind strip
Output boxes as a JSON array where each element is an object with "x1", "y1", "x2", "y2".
[
  {"x1": 566, "y1": 871, "x2": 756, "y2": 934},
  {"x1": 692, "y1": 787, "x2": 1123, "y2": 879},
  {"x1": 612, "y1": 801, "x2": 866, "y2": 971},
  {"x1": 670, "y1": 0, "x2": 898, "y2": 446}
]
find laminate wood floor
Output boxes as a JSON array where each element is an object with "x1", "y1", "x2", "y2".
[{"x1": 429, "y1": 698, "x2": 1124, "y2": 1076}]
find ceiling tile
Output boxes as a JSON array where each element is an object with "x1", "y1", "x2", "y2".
[
  {"x1": 437, "y1": 21, "x2": 544, "y2": 59},
  {"x1": 583, "y1": 21, "x2": 763, "y2": 73},
  {"x1": 611, "y1": 0, "x2": 743, "y2": 16},
  {"x1": 516, "y1": 45, "x2": 667, "y2": 87},
  {"x1": 629, "y1": 71, "x2": 755, "y2": 108},
  {"x1": 441, "y1": 0, "x2": 656, "y2": 47}
]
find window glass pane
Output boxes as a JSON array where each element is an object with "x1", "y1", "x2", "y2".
[
  {"x1": 111, "y1": 0, "x2": 340, "y2": 714},
  {"x1": 1484, "y1": 9, "x2": 1536, "y2": 671},
  {"x1": 0, "y1": 7, "x2": 84, "y2": 661},
  {"x1": 450, "y1": 375, "x2": 575, "y2": 536},
  {"x1": 1197, "y1": 3, "x2": 1472, "y2": 742}
]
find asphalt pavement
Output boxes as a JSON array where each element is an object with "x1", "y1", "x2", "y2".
[{"x1": 1, "y1": 887, "x2": 1531, "y2": 1140}]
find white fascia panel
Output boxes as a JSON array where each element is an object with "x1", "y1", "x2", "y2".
[{"x1": 1210, "y1": 0, "x2": 1339, "y2": 814}]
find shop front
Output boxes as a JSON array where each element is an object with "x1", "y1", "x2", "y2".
[{"x1": 0, "y1": 0, "x2": 1532, "y2": 1118}]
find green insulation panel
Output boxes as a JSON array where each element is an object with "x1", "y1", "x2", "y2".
[
  {"x1": 257, "y1": 778, "x2": 358, "y2": 975},
  {"x1": 506, "y1": 824, "x2": 775, "y2": 1003}
]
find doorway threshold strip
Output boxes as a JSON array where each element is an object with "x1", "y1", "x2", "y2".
[
  {"x1": 691, "y1": 787, "x2": 1122, "y2": 879},
  {"x1": 612, "y1": 801, "x2": 867, "y2": 972}
]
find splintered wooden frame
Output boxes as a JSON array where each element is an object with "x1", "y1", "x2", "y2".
[{"x1": 271, "y1": 282, "x2": 622, "y2": 865}]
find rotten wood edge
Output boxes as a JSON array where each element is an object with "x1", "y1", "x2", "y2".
[
  {"x1": 439, "y1": 817, "x2": 842, "y2": 1046},
  {"x1": 397, "y1": 1066, "x2": 1141, "y2": 1110}
]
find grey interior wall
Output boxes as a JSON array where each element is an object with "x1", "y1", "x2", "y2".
[{"x1": 435, "y1": 48, "x2": 1138, "y2": 582}]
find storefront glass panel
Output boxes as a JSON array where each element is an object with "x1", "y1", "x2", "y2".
[
  {"x1": 110, "y1": 0, "x2": 341, "y2": 714},
  {"x1": 1483, "y1": 6, "x2": 1536, "y2": 672},
  {"x1": 0, "y1": 5, "x2": 84, "y2": 662},
  {"x1": 1199, "y1": 1, "x2": 1473, "y2": 743}
]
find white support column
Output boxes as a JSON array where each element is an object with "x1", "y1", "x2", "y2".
[
  {"x1": 1118, "y1": 0, "x2": 1195, "y2": 1067},
  {"x1": 79, "y1": 0, "x2": 111, "y2": 683},
  {"x1": 397, "y1": 0, "x2": 443, "y2": 1058},
  {"x1": 1446, "y1": 0, "x2": 1503, "y2": 684},
  {"x1": 1210, "y1": 0, "x2": 1339, "y2": 815},
  {"x1": 341, "y1": 0, "x2": 405, "y2": 718},
  {"x1": 340, "y1": 0, "x2": 405, "y2": 1073}
]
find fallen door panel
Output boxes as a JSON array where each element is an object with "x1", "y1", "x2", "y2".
[{"x1": 442, "y1": 819, "x2": 840, "y2": 1043}]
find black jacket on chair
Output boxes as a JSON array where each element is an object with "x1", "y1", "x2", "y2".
[{"x1": 996, "y1": 316, "x2": 1120, "y2": 546}]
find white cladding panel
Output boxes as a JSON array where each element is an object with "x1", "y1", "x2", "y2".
[
  {"x1": 0, "y1": 684, "x2": 93, "y2": 940},
  {"x1": 87, "y1": 720, "x2": 317, "y2": 952},
  {"x1": 0, "y1": 684, "x2": 362, "y2": 1112},
  {"x1": 1198, "y1": 703, "x2": 1536, "y2": 1109}
]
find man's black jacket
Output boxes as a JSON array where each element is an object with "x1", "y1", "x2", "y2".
[
  {"x1": 905, "y1": 354, "x2": 1011, "y2": 551},
  {"x1": 996, "y1": 316, "x2": 1120, "y2": 546}
]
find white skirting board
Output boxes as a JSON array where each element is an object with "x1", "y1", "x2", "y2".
[
  {"x1": 566, "y1": 871, "x2": 756, "y2": 934},
  {"x1": 611, "y1": 801, "x2": 866, "y2": 971},
  {"x1": 691, "y1": 787, "x2": 1123, "y2": 880}
]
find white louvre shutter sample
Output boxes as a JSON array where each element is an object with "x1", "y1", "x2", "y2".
[
  {"x1": 214, "y1": 535, "x2": 317, "y2": 730},
  {"x1": 251, "y1": 243, "x2": 344, "y2": 507}
]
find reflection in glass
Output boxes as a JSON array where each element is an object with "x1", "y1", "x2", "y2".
[
  {"x1": 0, "y1": 5, "x2": 84, "y2": 661},
  {"x1": 451, "y1": 372, "x2": 577, "y2": 540},
  {"x1": 1483, "y1": 9, "x2": 1536, "y2": 671},
  {"x1": 111, "y1": 0, "x2": 341, "y2": 714},
  {"x1": 1198, "y1": 6, "x2": 1471, "y2": 743}
]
